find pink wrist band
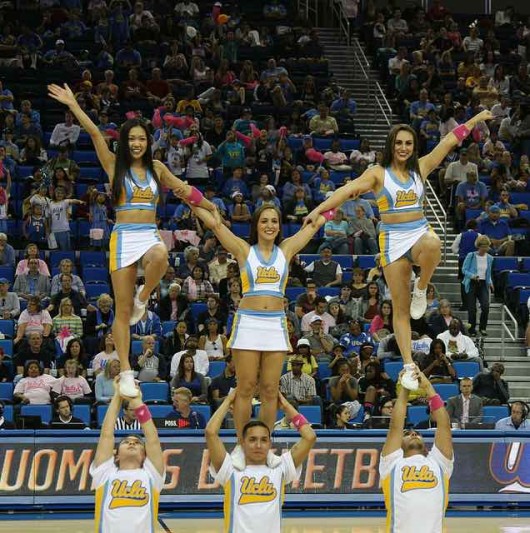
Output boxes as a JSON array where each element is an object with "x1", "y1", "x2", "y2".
[
  {"x1": 322, "y1": 209, "x2": 336, "y2": 221},
  {"x1": 134, "y1": 404, "x2": 152, "y2": 424},
  {"x1": 453, "y1": 124, "x2": 471, "y2": 142},
  {"x1": 291, "y1": 414, "x2": 309, "y2": 430},
  {"x1": 187, "y1": 186, "x2": 204, "y2": 205},
  {"x1": 428, "y1": 394, "x2": 444, "y2": 412}
]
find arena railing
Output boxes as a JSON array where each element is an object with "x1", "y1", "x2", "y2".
[
  {"x1": 501, "y1": 304, "x2": 519, "y2": 359},
  {"x1": 424, "y1": 179, "x2": 448, "y2": 266},
  {"x1": 298, "y1": 0, "x2": 319, "y2": 27}
]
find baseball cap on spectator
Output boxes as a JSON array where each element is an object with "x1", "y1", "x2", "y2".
[
  {"x1": 310, "y1": 315, "x2": 323, "y2": 324},
  {"x1": 359, "y1": 341, "x2": 374, "y2": 351},
  {"x1": 264, "y1": 185, "x2": 276, "y2": 195},
  {"x1": 296, "y1": 338, "x2": 311, "y2": 347},
  {"x1": 489, "y1": 205, "x2": 501, "y2": 213},
  {"x1": 231, "y1": 190, "x2": 243, "y2": 199},
  {"x1": 290, "y1": 355, "x2": 305, "y2": 365},
  {"x1": 319, "y1": 243, "x2": 333, "y2": 252},
  {"x1": 0, "y1": 278, "x2": 9, "y2": 285},
  {"x1": 56, "y1": 39, "x2": 65, "y2": 45}
]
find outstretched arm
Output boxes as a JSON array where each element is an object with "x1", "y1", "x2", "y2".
[
  {"x1": 280, "y1": 215, "x2": 326, "y2": 261},
  {"x1": 205, "y1": 388, "x2": 236, "y2": 472},
  {"x1": 93, "y1": 377, "x2": 121, "y2": 467},
  {"x1": 382, "y1": 370, "x2": 410, "y2": 457},
  {"x1": 48, "y1": 84, "x2": 115, "y2": 178},
  {"x1": 419, "y1": 109, "x2": 494, "y2": 179}
]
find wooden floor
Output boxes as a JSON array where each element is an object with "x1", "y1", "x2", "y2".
[{"x1": 0, "y1": 516, "x2": 529, "y2": 532}]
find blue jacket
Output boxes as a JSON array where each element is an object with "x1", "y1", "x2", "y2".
[{"x1": 461, "y1": 251, "x2": 493, "y2": 293}]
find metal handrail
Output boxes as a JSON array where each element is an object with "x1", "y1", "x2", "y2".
[
  {"x1": 374, "y1": 82, "x2": 392, "y2": 127},
  {"x1": 298, "y1": 0, "x2": 318, "y2": 26},
  {"x1": 424, "y1": 179, "x2": 448, "y2": 265},
  {"x1": 330, "y1": 0, "x2": 351, "y2": 45},
  {"x1": 501, "y1": 305, "x2": 519, "y2": 360}
]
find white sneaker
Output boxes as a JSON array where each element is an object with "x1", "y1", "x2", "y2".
[
  {"x1": 267, "y1": 450, "x2": 282, "y2": 468},
  {"x1": 119, "y1": 370, "x2": 139, "y2": 397},
  {"x1": 231, "y1": 444, "x2": 246, "y2": 471},
  {"x1": 410, "y1": 278, "x2": 427, "y2": 320},
  {"x1": 129, "y1": 285, "x2": 147, "y2": 325},
  {"x1": 401, "y1": 363, "x2": 419, "y2": 391}
]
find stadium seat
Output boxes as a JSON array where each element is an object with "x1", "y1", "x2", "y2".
[
  {"x1": 383, "y1": 361, "x2": 403, "y2": 382},
  {"x1": 0, "y1": 267, "x2": 14, "y2": 283},
  {"x1": 0, "y1": 382, "x2": 13, "y2": 401},
  {"x1": 140, "y1": 382, "x2": 170, "y2": 403},
  {"x1": 231, "y1": 223, "x2": 250, "y2": 238},
  {"x1": 83, "y1": 267, "x2": 109, "y2": 283},
  {"x1": 333, "y1": 255, "x2": 354, "y2": 270},
  {"x1": 149, "y1": 404, "x2": 174, "y2": 419},
  {"x1": 319, "y1": 288, "x2": 340, "y2": 298},
  {"x1": 433, "y1": 383, "x2": 459, "y2": 401},
  {"x1": 299, "y1": 405, "x2": 322, "y2": 425},
  {"x1": 407, "y1": 405, "x2": 428, "y2": 427},
  {"x1": 0, "y1": 340, "x2": 13, "y2": 357},
  {"x1": 49, "y1": 251, "x2": 76, "y2": 268},
  {"x1": 482, "y1": 405, "x2": 509, "y2": 423},
  {"x1": 318, "y1": 363, "x2": 331, "y2": 380},
  {"x1": 208, "y1": 360, "x2": 225, "y2": 377},
  {"x1": 80, "y1": 251, "x2": 107, "y2": 268},
  {"x1": 0, "y1": 319, "x2": 14, "y2": 338},
  {"x1": 349, "y1": 405, "x2": 365, "y2": 424},
  {"x1": 507, "y1": 272, "x2": 530, "y2": 288},
  {"x1": 97, "y1": 404, "x2": 109, "y2": 427},
  {"x1": 191, "y1": 404, "x2": 211, "y2": 423},
  {"x1": 73, "y1": 404, "x2": 91, "y2": 426},
  {"x1": 162, "y1": 320, "x2": 176, "y2": 335},
  {"x1": 3, "y1": 404, "x2": 13, "y2": 422},
  {"x1": 452, "y1": 362, "x2": 480, "y2": 379},
  {"x1": 493, "y1": 257, "x2": 519, "y2": 273},
  {"x1": 190, "y1": 303, "x2": 207, "y2": 325},
  {"x1": 356, "y1": 255, "x2": 376, "y2": 270},
  {"x1": 285, "y1": 287, "x2": 305, "y2": 301},
  {"x1": 85, "y1": 283, "x2": 111, "y2": 300},
  {"x1": 521, "y1": 257, "x2": 530, "y2": 272},
  {"x1": 21, "y1": 404, "x2": 52, "y2": 424},
  {"x1": 131, "y1": 340, "x2": 159, "y2": 354}
]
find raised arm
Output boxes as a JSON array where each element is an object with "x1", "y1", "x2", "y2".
[
  {"x1": 205, "y1": 388, "x2": 236, "y2": 472},
  {"x1": 382, "y1": 370, "x2": 410, "y2": 457},
  {"x1": 47, "y1": 84, "x2": 115, "y2": 178},
  {"x1": 419, "y1": 110, "x2": 494, "y2": 179},
  {"x1": 278, "y1": 392, "x2": 316, "y2": 467},
  {"x1": 93, "y1": 377, "x2": 121, "y2": 467},
  {"x1": 280, "y1": 215, "x2": 326, "y2": 261}
]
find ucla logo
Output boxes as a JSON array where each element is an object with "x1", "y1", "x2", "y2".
[
  {"x1": 395, "y1": 190, "x2": 418, "y2": 208},
  {"x1": 109, "y1": 479, "x2": 149, "y2": 509},
  {"x1": 238, "y1": 476, "x2": 277, "y2": 505},
  {"x1": 255, "y1": 266, "x2": 280, "y2": 284},
  {"x1": 400, "y1": 465, "x2": 438, "y2": 492},
  {"x1": 489, "y1": 443, "x2": 530, "y2": 493},
  {"x1": 131, "y1": 185, "x2": 155, "y2": 203}
]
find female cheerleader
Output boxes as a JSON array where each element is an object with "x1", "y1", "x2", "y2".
[
  {"x1": 188, "y1": 202, "x2": 325, "y2": 468},
  {"x1": 48, "y1": 83, "x2": 216, "y2": 397},
  {"x1": 305, "y1": 110, "x2": 493, "y2": 389}
]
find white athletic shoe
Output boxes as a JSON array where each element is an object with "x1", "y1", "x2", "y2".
[
  {"x1": 129, "y1": 285, "x2": 147, "y2": 325},
  {"x1": 410, "y1": 278, "x2": 427, "y2": 320},
  {"x1": 231, "y1": 444, "x2": 246, "y2": 471},
  {"x1": 119, "y1": 370, "x2": 139, "y2": 397},
  {"x1": 267, "y1": 450, "x2": 282, "y2": 468},
  {"x1": 401, "y1": 363, "x2": 419, "y2": 391}
]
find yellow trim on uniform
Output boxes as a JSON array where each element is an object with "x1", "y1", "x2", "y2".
[
  {"x1": 226, "y1": 313, "x2": 241, "y2": 349},
  {"x1": 377, "y1": 195, "x2": 390, "y2": 212},
  {"x1": 379, "y1": 230, "x2": 388, "y2": 267},
  {"x1": 240, "y1": 269, "x2": 251, "y2": 294},
  {"x1": 94, "y1": 485, "x2": 105, "y2": 533},
  {"x1": 381, "y1": 475, "x2": 392, "y2": 533},
  {"x1": 109, "y1": 231, "x2": 118, "y2": 273},
  {"x1": 223, "y1": 480, "x2": 232, "y2": 533}
]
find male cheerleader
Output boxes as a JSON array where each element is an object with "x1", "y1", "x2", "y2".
[
  {"x1": 90, "y1": 377, "x2": 165, "y2": 532},
  {"x1": 206, "y1": 389, "x2": 316, "y2": 533},
  {"x1": 380, "y1": 367, "x2": 454, "y2": 532}
]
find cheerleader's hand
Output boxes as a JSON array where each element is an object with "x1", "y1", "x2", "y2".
[{"x1": 48, "y1": 83, "x2": 77, "y2": 108}]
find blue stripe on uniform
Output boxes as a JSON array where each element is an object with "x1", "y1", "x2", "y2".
[
  {"x1": 379, "y1": 218, "x2": 428, "y2": 231},
  {"x1": 235, "y1": 309, "x2": 286, "y2": 318},
  {"x1": 229, "y1": 475, "x2": 235, "y2": 533},
  {"x1": 113, "y1": 223, "x2": 158, "y2": 232},
  {"x1": 244, "y1": 290, "x2": 284, "y2": 298}
]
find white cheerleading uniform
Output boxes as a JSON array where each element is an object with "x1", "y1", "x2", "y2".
[
  {"x1": 228, "y1": 245, "x2": 290, "y2": 351},
  {"x1": 210, "y1": 452, "x2": 301, "y2": 533},
  {"x1": 379, "y1": 445, "x2": 454, "y2": 533},
  {"x1": 90, "y1": 457, "x2": 165, "y2": 533},
  {"x1": 376, "y1": 167, "x2": 433, "y2": 267}
]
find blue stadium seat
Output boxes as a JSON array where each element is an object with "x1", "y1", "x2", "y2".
[
  {"x1": 3, "y1": 404, "x2": 13, "y2": 422},
  {"x1": 0, "y1": 267, "x2": 14, "y2": 283},
  {"x1": 340, "y1": 139, "x2": 360, "y2": 151},
  {"x1": 72, "y1": 150, "x2": 98, "y2": 164},
  {"x1": 285, "y1": 287, "x2": 305, "y2": 301},
  {"x1": 357, "y1": 255, "x2": 376, "y2": 270},
  {"x1": 493, "y1": 257, "x2": 519, "y2": 272},
  {"x1": 190, "y1": 303, "x2": 207, "y2": 325},
  {"x1": 313, "y1": 138, "x2": 333, "y2": 151},
  {"x1": 383, "y1": 361, "x2": 403, "y2": 382},
  {"x1": 49, "y1": 251, "x2": 76, "y2": 268},
  {"x1": 434, "y1": 383, "x2": 459, "y2": 401},
  {"x1": 318, "y1": 363, "x2": 331, "y2": 380},
  {"x1": 191, "y1": 404, "x2": 211, "y2": 423},
  {"x1": 73, "y1": 404, "x2": 91, "y2": 426},
  {"x1": 97, "y1": 404, "x2": 109, "y2": 427},
  {"x1": 0, "y1": 340, "x2": 13, "y2": 356},
  {"x1": 521, "y1": 257, "x2": 530, "y2": 272},
  {"x1": 465, "y1": 208, "x2": 482, "y2": 221},
  {"x1": 85, "y1": 283, "x2": 110, "y2": 300},
  {"x1": 507, "y1": 272, "x2": 530, "y2": 288},
  {"x1": 77, "y1": 220, "x2": 91, "y2": 241},
  {"x1": 140, "y1": 382, "x2": 170, "y2": 403},
  {"x1": 208, "y1": 360, "x2": 225, "y2": 377},
  {"x1": 510, "y1": 192, "x2": 530, "y2": 205},
  {"x1": 452, "y1": 361, "x2": 480, "y2": 378},
  {"x1": 0, "y1": 382, "x2": 13, "y2": 401},
  {"x1": 21, "y1": 404, "x2": 52, "y2": 424},
  {"x1": 131, "y1": 340, "x2": 159, "y2": 354},
  {"x1": 519, "y1": 288, "x2": 530, "y2": 304},
  {"x1": 482, "y1": 405, "x2": 509, "y2": 423},
  {"x1": 299, "y1": 405, "x2": 322, "y2": 424},
  {"x1": 300, "y1": 254, "x2": 319, "y2": 265},
  {"x1": 350, "y1": 405, "x2": 365, "y2": 424},
  {"x1": 80, "y1": 251, "x2": 107, "y2": 268},
  {"x1": 79, "y1": 167, "x2": 102, "y2": 181},
  {"x1": 162, "y1": 320, "x2": 176, "y2": 335},
  {"x1": 83, "y1": 267, "x2": 109, "y2": 283},
  {"x1": 149, "y1": 404, "x2": 174, "y2": 419},
  {"x1": 231, "y1": 223, "x2": 250, "y2": 238},
  {"x1": 287, "y1": 136, "x2": 304, "y2": 152},
  {"x1": 408, "y1": 405, "x2": 429, "y2": 427},
  {"x1": 319, "y1": 288, "x2": 339, "y2": 298},
  {"x1": 334, "y1": 255, "x2": 353, "y2": 270},
  {"x1": 0, "y1": 319, "x2": 14, "y2": 338}
]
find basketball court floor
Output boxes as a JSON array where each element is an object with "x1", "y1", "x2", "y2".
[{"x1": 0, "y1": 515, "x2": 529, "y2": 532}]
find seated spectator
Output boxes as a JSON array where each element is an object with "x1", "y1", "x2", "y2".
[
  {"x1": 369, "y1": 299, "x2": 393, "y2": 341},
  {"x1": 220, "y1": 277, "x2": 242, "y2": 316},
  {"x1": 50, "y1": 396, "x2": 86, "y2": 428},
  {"x1": 339, "y1": 319, "x2": 371, "y2": 357},
  {"x1": 46, "y1": 145, "x2": 80, "y2": 182},
  {"x1": 422, "y1": 339, "x2": 457, "y2": 384},
  {"x1": 14, "y1": 296, "x2": 53, "y2": 345},
  {"x1": 321, "y1": 209, "x2": 349, "y2": 255},
  {"x1": 14, "y1": 360, "x2": 56, "y2": 405},
  {"x1": 94, "y1": 359, "x2": 120, "y2": 403},
  {"x1": 84, "y1": 293, "x2": 114, "y2": 341},
  {"x1": 47, "y1": 273, "x2": 88, "y2": 317},
  {"x1": 218, "y1": 262, "x2": 240, "y2": 300},
  {"x1": 51, "y1": 358, "x2": 91, "y2": 401},
  {"x1": 130, "y1": 308, "x2": 162, "y2": 341},
  {"x1": 132, "y1": 335, "x2": 167, "y2": 382},
  {"x1": 0, "y1": 233, "x2": 16, "y2": 267},
  {"x1": 58, "y1": 338, "x2": 88, "y2": 377},
  {"x1": 0, "y1": 401, "x2": 15, "y2": 429},
  {"x1": 312, "y1": 169, "x2": 336, "y2": 204},
  {"x1": 280, "y1": 355, "x2": 320, "y2": 407},
  {"x1": 229, "y1": 191, "x2": 252, "y2": 223},
  {"x1": 300, "y1": 316, "x2": 335, "y2": 362},
  {"x1": 176, "y1": 246, "x2": 203, "y2": 281},
  {"x1": 210, "y1": 355, "x2": 237, "y2": 404},
  {"x1": 171, "y1": 353, "x2": 208, "y2": 403},
  {"x1": 91, "y1": 332, "x2": 118, "y2": 376},
  {"x1": 14, "y1": 331, "x2": 54, "y2": 375},
  {"x1": 329, "y1": 284, "x2": 363, "y2": 320},
  {"x1": 284, "y1": 187, "x2": 312, "y2": 224},
  {"x1": 114, "y1": 399, "x2": 141, "y2": 431},
  {"x1": 170, "y1": 336, "x2": 209, "y2": 378},
  {"x1": 198, "y1": 318, "x2": 228, "y2": 360},
  {"x1": 0, "y1": 277, "x2": 20, "y2": 318},
  {"x1": 50, "y1": 259, "x2": 86, "y2": 297},
  {"x1": 350, "y1": 205, "x2": 378, "y2": 255},
  {"x1": 304, "y1": 246, "x2": 342, "y2": 287},
  {"x1": 161, "y1": 320, "x2": 188, "y2": 359},
  {"x1": 495, "y1": 402, "x2": 529, "y2": 430},
  {"x1": 288, "y1": 339, "x2": 319, "y2": 379},
  {"x1": 358, "y1": 360, "x2": 395, "y2": 408},
  {"x1": 455, "y1": 170, "x2": 487, "y2": 229},
  {"x1": 301, "y1": 298, "x2": 336, "y2": 334},
  {"x1": 478, "y1": 205, "x2": 514, "y2": 256},
  {"x1": 49, "y1": 110, "x2": 81, "y2": 148},
  {"x1": 429, "y1": 299, "x2": 461, "y2": 337},
  {"x1": 445, "y1": 377, "x2": 484, "y2": 427},
  {"x1": 425, "y1": 283, "x2": 440, "y2": 318},
  {"x1": 472, "y1": 362, "x2": 510, "y2": 405},
  {"x1": 329, "y1": 359, "x2": 358, "y2": 404},
  {"x1": 323, "y1": 140, "x2": 352, "y2": 171},
  {"x1": 437, "y1": 318, "x2": 484, "y2": 370},
  {"x1": 13, "y1": 258, "x2": 51, "y2": 302},
  {"x1": 329, "y1": 404, "x2": 355, "y2": 429},
  {"x1": 208, "y1": 248, "x2": 235, "y2": 289},
  {"x1": 294, "y1": 279, "x2": 318, "y2": 320},
  {"x1": 196, "y1": 294, "x2": 226, "y2": 334},
  {"x1": 158, "y1": 283, "x2": 188, "y2": 322},
  {"x1": 328, "y1": 300, "x2": 348, "y2": 337},
  {"x1": 166, "y1": 387, "x2": 206, "y2": 429},
  {"x1": 309, "y1": 104, "x2": 338, "y2": 136}
]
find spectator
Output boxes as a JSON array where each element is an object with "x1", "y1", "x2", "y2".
[
  {"x1": 0, "y1": 277, "x2": 20, "y2": 318},
  {"x1": 350, "y1": 205, "x2": 378, "y2": 255},
  {"x1": 369, "y1": 299, "x2": 393, "y2": 341},
  {"x1": 301, "y1": 298, "x2": 336, "y2": 334},
  {"x1": 50, "y1": 259, "x2": 86, "y2": 298},
  {"x1": 304, "y1": 245, "x2": 342, "y2": 287},
  {"x1": 279, "y1": 355, "x2": 319, "y2": 405},
  {"x1": 15, "y1": 243, "x2": 50, "y2": 277},
  {"x1": 161, "y1": 321, "x2": 188, "y2": 359},
  {"x1": 52, "y1": 359, "x2": 91, "y2": 401},
  {"x1": 321, "y1": 209, "x2": 349, "y2": 254},
  {"x1": 410, "y1": 89, "x2": 435, "y2": 130},
  {"x1": 14, "y1": 296, "x2": 53, "y2": 345},
  {"x1": 114, "y1": 399, "x2": 142, "y2": 430},
  {"x1": 130, "y1": 308, "x2": 162, "y2": 341},
  {"x1": 295, "y1": 279, "x2": 318, "y2": 319},
  {"x1": 429, "y1": 299, "x2": 461, "y2": 337},
  {"x1": 166, "y1": 387, "x2": 206, "y2": 429},
  {"x1": 329, "y1": 404, "x2": 356, "y2": 429},
  {"x1": 495, "y1": 402, "x2": 529, "y2": 430},
  {"x1": 357, "y1": 361, "x2": 396, "y2": 414},
  {"x1": 472, "y1": 362, "x2": 510, "y2": 405},
  {"x1": 0, "y1": 401, "x2": 15, "y2": 429},
  {"x1": 323, "y1": 140, "x2": 352, "y2": 171},
  {"x1": 301, "y1": 315, "x2": 335, "y2": 361},
  {"x1": 330, "y1": 284, "x2": 363, "y2": 320},
  {"x1": 198, "y1": 318, "x2": 228, "y2": 360},
  {"x1": 49, "y1": 110, "x2": 81, "y2": 148},
  {"x1": 84, "y1": 293, "x2": 114, "y2": 346},
  {"x1": 14, "y1": 360, "x2": 56, "y2": 405},
  {"x1": 312, "y1": 170, "x2": 336, "y2": 203},
  {"x1": 170, "y1": 336, "x2": 209, "y2": 378},
  {"x1": 158, "y1": 283, "x2": 188, "y2": 322},
  {"x1": 445, "y1": 377, "x2": 484, "y2": 426},
  {"x1": 0, "y1": 233, "x2": 15, "y2": 267},
  {"x1": 462, "y1": 235, "x2": 493, "y2": 336},
  {"x1": 220, "y1": 277, "x2": 242, "y2": 317},
  {"x1": 94, "y1": 359, "x2": 121, "y2": 403},
  {"x1": 350, "y1": 268, "x2": 368, "y2": 299},
  {"x1": 437, "y1": 318, "x2": 484, "y2": 370},
  {"x1": 50, "y1": 395, "x2": 87, "y2": 428},
  {"x1": 13, "y1": 258, "x2": 50, "y2": 302},
  {"x1": 57, "y1": 338, "x2": 88, "y2": 377},
  {"x1": 422, "y1": 339, "x2": 457, "y2": 384},
  {"x1": 210, "y1": 354, "x2": 237, "y2": 403},
  {"x1": 329, "y1": 358, "x2": 358, "y2": 404},
  {"x1": 309, "y1": 104, "x2": 338, "y2": 136},
  {"x1": 339, "y1": 319, "x2": 371, "y2": 357},
  {"x1": 478, "y1": 205, "x2": 514, "y2": 256},
  {"x1": 208, "y1": 248, "x2": 236, "y2": 288},
  {"x1": 14, "y1": 331, "x2": 54, "y2": 376},
  {"x1": 171, "y1": 353, "x2": 208, "y2": 403},
  {"x1": 454, "y1": 170, "x2": 488, "y2": 229},
  {"x1": 91, "y1": 332, "x2": 118, "y2": 376},
  {"x1": 130, "y1": 335, "x2": 166, "y2": 382},
  {"x1": 47, "y1": 273, "x2": 88, "y2": 317},
  {"x1": 182, "y1": 265, "x2": 214, "y2": 303},
  {"x1": 52, "y1": 297, "x2": 84, "y2": 350}
]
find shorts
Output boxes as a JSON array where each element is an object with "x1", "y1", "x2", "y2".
[
  {"x1": 227, "y1": 309, "x2": 291, "y2": 352},
  {"x1": 109, "y1": 223, "x2": 165, "y2": 273},
  {"x1": 379, "y1": 218, "x2": 432, "y2": 267}
]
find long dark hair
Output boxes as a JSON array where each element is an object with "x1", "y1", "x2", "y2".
[
  {"x1": 249, "y1": 204, "x2": 283, "y2": 245},
  {"x1": 177, "y1": 353, "x2": 197, "y2": 381},
  {"x1": 382, "y1": 124, "x2": 421, "y2": 176},
  {"x1": 112, "y1": 119, "x2": 161, "y2": 204}
]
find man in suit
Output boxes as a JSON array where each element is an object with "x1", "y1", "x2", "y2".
[{"x1": 445, "y1": 377, "x2": 483, "y2": 427}]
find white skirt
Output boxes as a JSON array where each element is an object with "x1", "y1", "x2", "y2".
[
  {"x1": 379, "y1": 218, "x2": 432, "y2": 267},
  {"x1": 227, "y1": 309, "x2": 291, "y2": 352},
  {"x1": 109, "y1": 223, "x2": 166, "y2": 273}
]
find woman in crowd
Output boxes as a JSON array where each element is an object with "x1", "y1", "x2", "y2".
[
  {"x1": 94, "y1": 359, "x2": 120, "y2": 403},
  {"x1": 198, "y1": 318, "x2": 228, "y2": 360},
  {"x1": 171, "y1": 354, "x2": 208, "y2": 403},
  {"x1": 52, "y1": 358, "x2": 92, "y2": 401},
  {"x1": 14, "y1": 360, "x2": 56, "y2": 405}
]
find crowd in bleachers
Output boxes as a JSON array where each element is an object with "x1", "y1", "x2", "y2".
[{"x1": 0, "y1": 0, "x2": 524, "y2": 432}]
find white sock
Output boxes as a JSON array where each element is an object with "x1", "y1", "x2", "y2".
[{"x1": 527, "y1": 348, "x2": 530, "y2": 357}]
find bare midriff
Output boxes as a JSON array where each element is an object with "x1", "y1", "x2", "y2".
[
  {"x1": 380, "y1": 211, "x2": 425, "y2": 225},
  {"x1": 116, "y1": 210, "x2": 157, "y2": 224},
  {"x1": 238, "y1": 295, "x2": 284, "y2": 311}
]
